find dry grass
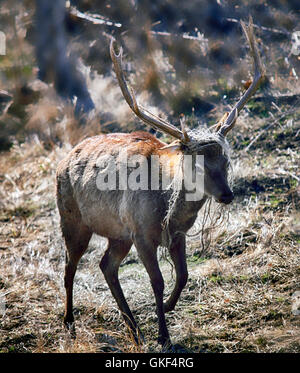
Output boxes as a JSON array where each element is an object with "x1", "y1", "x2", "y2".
[
  {"x1": 0, "y1": 106, "x2": 299, "y2": 352},
  {"x1": 0, "y1": 0, "x2": 299, "y2": 353}
]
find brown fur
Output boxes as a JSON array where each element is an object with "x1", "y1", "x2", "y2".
[{"x1": 56, "y1": 130, "x2": 233, "y2": 347}]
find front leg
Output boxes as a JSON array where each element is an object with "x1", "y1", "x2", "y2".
[
  {"x1": 164, "y1": 233, "x2": 188, "y2": 313},
  {"x1": 133, "y1": 233, "x2": 170, "y2": 347}
]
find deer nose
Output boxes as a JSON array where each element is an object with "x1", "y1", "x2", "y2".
[{"x1": 218, "y1": 192, "x2": 234, "y2": 204}]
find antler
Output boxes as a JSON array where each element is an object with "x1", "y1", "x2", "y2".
[
  {"x1": 110, "y1": 39, "x2": 190, "y2": 143},
  {"x1": 110, "y1": 17, "x2": 263, "y2": 142},
  {"x1": 218, "y1": 16, "x2": 265, "y2": 137}
]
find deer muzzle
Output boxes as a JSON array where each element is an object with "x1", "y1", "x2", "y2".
[{"x1": 217, "y1": 191, "x2": 234, "y2": 205}]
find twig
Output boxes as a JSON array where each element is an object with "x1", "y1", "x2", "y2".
[
  {"x1": 68, "y1": 6, "x2": 122, "y2": 28},
  {"x1": 226, "y1": 17, "x2": 289, "y2": 36},
  {"x1": 150, "y1": 30, "x2": 208, "y2": 43},
  {"x1": 277, "y1": 170, "x2": 300, "y2": 182},
  {"x1": 4, "y1": 174, "x2": 21, "y2": 193}
]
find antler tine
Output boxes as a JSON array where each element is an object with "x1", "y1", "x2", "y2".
[
  {"x1": 180, "y1": 114, "x2": 190, "y2": 143},
  {"x1": 110, "y1": 38, "x2": 187, "y2": 142},
  {"x1": 219, "y1": 16, "x2": 265, "y2": 137}
]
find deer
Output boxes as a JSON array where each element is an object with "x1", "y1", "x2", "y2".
[{"x1": 56, "y1": 17, "x2": 264, "y2": 348}]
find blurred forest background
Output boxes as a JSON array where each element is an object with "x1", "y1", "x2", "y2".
[
  {"x1": 0, "y1": 0, "x2": 299, "y2": 353},
  {"x1": 0, "y1": 0, "x2": 299, "y2": 147}
]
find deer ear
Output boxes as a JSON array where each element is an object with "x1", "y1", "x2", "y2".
[
  {"x1": 215, "y1": 112, "x2": 229, "y2": 132},
  {"x1": 159, "y1": 140, "x2": 182, "y2": 152}
]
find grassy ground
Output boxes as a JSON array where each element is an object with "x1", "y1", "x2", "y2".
[
  {"x1": 0, "y1": 105, "x2": 299, "y2": 353},
  {"x1": 0, "y1": 0, "x2": 299, "y2": 354}
]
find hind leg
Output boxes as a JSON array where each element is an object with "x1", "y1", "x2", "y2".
[
  {"x1": 62, "y1": 220, "x2": 92, "y2": 326},
  {"x1": 99, "y1": 239, "x2": 143, "y2": 343}
]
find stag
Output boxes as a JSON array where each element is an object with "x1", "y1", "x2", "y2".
[{"x1": 56, "y1": 18, "x2": 264, "y2": 347}]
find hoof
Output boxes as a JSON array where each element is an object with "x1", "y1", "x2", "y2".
[
  {"x1": 158, "y1": 335, "x2": 172, "y2": 350},
  {"x1": 64, "y1": 320, "x2": 76, "y2": 339},
  {"x1": 127, "y1": 325, "x2": 145, "y2": 346},
  {"x1": 163, "y1": 302, "x2": 174, "y2": 313}
]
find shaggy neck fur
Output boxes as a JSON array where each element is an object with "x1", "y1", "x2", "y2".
[{"x1": 161, "y1": 126, "x2": 231, "y2": 247}]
